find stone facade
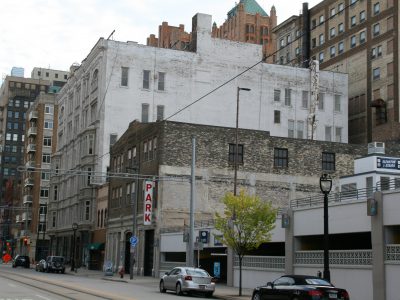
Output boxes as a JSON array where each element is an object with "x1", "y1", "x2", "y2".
[{"x1": 105, "y1": 120, "x2": 398, "y2": 277}]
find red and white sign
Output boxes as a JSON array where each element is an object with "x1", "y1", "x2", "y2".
[{"x1": 143, "y1": 180, "x2": 154, "y2": 225}]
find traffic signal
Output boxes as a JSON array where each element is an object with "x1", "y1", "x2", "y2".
[
  {"x1": 6, "y1": 242, "x2": 10, "y2": 247},
  {"x1": 23, "y1": 238, "x2": 28, "y2": 245}
]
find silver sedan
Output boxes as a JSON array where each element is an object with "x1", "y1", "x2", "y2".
[{"x1": 159, "y1": 267, "x2": 216, "y2": 297}]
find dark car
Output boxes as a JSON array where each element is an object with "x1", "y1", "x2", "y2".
[
  {"x1": 45, "y1": 256, "x2": 65, "y2": 273},
  {"x1": 12, "y1": 255, "x2": 30, "y2": 268},
  {"x1": 251, "y1": 275, "x2": 350, "y2": 300},
  {"x1": 159, "y1": 267, "x2": 216, "y2": 297},
  {"x1": 35, "y1": 259, "x2": 47, "y2": 272}
]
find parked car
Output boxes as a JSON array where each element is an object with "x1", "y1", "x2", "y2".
[
  {"x1": 12, "y1": 255, "x2": 30, "y2": 268},
  {"x1": 159, "y1": 267, "x2": 215, "y2": 297},
  {"x1": 45, "y1": 256, "x2": 65, "y2": 273},
  {"x1": 251, "y1": 275, "x2": 350, "y2": 300},
  {"x1": 35, "y1": 259, "x2": 47, "y2": 272}
]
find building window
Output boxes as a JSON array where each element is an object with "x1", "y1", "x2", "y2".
[
  {"x1": 338, "y1": 41, "x2": 344, "y2": 54},
  {"x1": 373, "y1": 23, "x2": 380, "y2": 36},
  {"x1": 387, "y1": 16, "x2": 394, "y2": 31},
  {"x1": 143, "y1": 70, "x2": 150, "y2": 89},
  {"x1": 387, "y1": 62, "x2": 394, "y2": 77},
  {"x1": 351, "y1": 35, "x2": 356, "y2": 48},
  {"x1": 374, "y1": 2, "x2": 380, "y2": 15},
  {"x1": 158, "y1": 72, "x2": 165, "y2": 91},
  {"x1": 280, "y1": 38, "x2": 284, "y2": 48},
  {"x1": 335, "y1": 127, "x2": 342, "y2": 142},
  {"x1": 360, "y1": 10, "x2": 366, "y2": 22},
  {"x1": 286, "y1": 35, "x2": 291, "y2": 44},
  {"x1": 360, "y1": 31, "x2": 366, "y2": 44},
  {"x1": 338, "y1": 3, "x2": 344, "y2": 12},
  {"x1": 387, "y1": 39, "x2": 394, "y2": 54},
  {"x1": 350, "y1": 0, "x2": 357, "y2": 5},
  {"x1": 319, "y1": 15, "x2": 324, "y2": 24},
  {"x1": 52, "y1": 212, "x2": 56, "y2": 227},
  {"x1": 228, "y1": 144, "x2": 244, "y2": 164},
  {"x1": 325, "y1": 126, "x2": 332, "y2": 141},
  {"x1": 319, "y1": 52, "x2": 324, "y2": 63},
  {"x1": 288, "y1": 120, "x2": 294, "y2": 138},
  {"x1": 302, "y1": 91, "x2": 308, "y2": 108},
  {"x1": 284, "y1": 88, "x2": 291, "y2": 106},
  {"x1": 322, "y1": 152, "x2": 335, "y2": 171},
  {"x1": 43, "y1": 136, "x2": 52, "y2": 147},
  {"x1": 45, "y1": 104, "x2": 54, "y2": 114},
  {"x1": 335, "y1": 95, "x2": 341, "y2": 112},
  {"x1": 330, "y1": 27, "x2": 336, "y2": 38},
  {"x1": 312, "y1": 38, "x2": 316, "y2": 48},
  {"x1": 274, "y1": 148, "x2": 288, "y2": 168},
  {"x1": 41, "y1": 172, "x2": 51, "y2": 181},
  {"x1": 85, "y1": 201, "x2": 90, "y2": 221},
  {"x1": 274, "y1": 110, "x2": 281, "y2": 124},
  {"x1": 157, "y1": 105, "x2": 164, "y2": 121},
  {"x1": 373, "y1": 68, "x2": 380, "y2": 80},
  {"x1": 372, "y1": 45, "x2": 382, "y2": 58},
  {"x1": 121, "y1": 67, "x2": 129, "y2": 87},
  {"x1": 330, "y1": 7, "x2": 336, "y2": 17},
  {"x1": 311, "y1": 19, "x2": 316, "y2": 28},
  {"x1": 351, "y1": 16, "x2": 356, "y2": 27},
  {"x1": 319, "y1": 93, "x2": 324, "y2": 110},
  {"x1": 142, "y1": 103, "x2": 149, "y2": 123},
  {"x1": 274, "y1": 89, "x2": 281, "y2": 102},
  {"x1": 42, "y1": 154, "x2": 51, "y2": 163},
  {"x1": 330, "y1": 46, "x2": 336, "y2": 58},
  {"x1": 319, "y1": 34, "x2": 324, "y2": 45},
  {"x1": 338, "y1": 23, "x2": 344, "y2": 33},
  {"x1": 44, "y1": 120, "x2": 53, "y2": 129},
  {"x1": 297, "y1": 121, "x2": 304, "y2": 139},
  {"x1": 40, "y1": 189, "x2": 49, "y2": 198}
]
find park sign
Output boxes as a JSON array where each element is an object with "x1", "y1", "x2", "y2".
[{"x1": 144, "y1": 180, "x2": 154, "y2": 225}]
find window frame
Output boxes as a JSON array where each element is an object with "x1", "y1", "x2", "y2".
[
  {"x1": 322, "y1": 152, "x2": 336, "y2": 171},
  {"x1": 274, "y1": 148, "x2": 288, "y2": 168}
]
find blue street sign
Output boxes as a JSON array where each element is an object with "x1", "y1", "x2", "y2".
[{"x1": 130, "y1": 236, "x2": 138, "y2": 247}]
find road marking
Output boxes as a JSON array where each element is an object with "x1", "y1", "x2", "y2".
[{"x1": 36, "y1": 295, "x2": 52, "y2": 300}]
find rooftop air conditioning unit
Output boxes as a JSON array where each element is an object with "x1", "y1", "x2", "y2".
[{"x1": 368, "y1": 142, "x2": 385, "y2": 155}]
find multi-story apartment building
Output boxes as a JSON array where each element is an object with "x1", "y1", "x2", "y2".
[
  {"x1": 20, "y1": 92, "x2": 58, "y2": 260},
  {"x1": 273, "y1": 0, "x2": 398, "y2": 144},
  {"x1": 31, "y1": 67, "x2": 69, "y2": 93},
  {"x1": 147, "y1": 0, "x2": 277, "y2": 60},
  {"x1": 47, "y1": 13, "x2": 349, "y2": 267},
  {"x1": 105, "y1": 120, "x2": 400, "y2": 281},
  {"x1": 0, "y1": 76, "x2": 51, "y2": 253}
]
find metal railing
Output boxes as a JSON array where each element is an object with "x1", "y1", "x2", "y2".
[
  {"x1": 295, "y1": 250, "x2": 372, "y2": 266},
  {"x1": 234, "y1": 255, "x2": 285, "y2": 270},
  {"x1": 386, "y1": 244, "x2": 400, "y2": 262}
]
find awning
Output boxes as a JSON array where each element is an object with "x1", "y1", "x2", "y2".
[{"x1": 87, "y1": 242, "x2": 105, "y2": 251}]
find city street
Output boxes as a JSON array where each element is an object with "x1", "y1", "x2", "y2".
[{"x1": 0, "y1": 264, "x2": 251, "y2": 300}]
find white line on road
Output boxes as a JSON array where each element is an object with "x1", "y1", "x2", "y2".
[{"x1": 36, "y1": 295, "x2": 52, "y2": 300}]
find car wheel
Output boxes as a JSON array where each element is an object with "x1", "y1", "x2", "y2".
[
  {"x1": 205, "y1": 291, "x2": 213, "y2": 298},
  {"x1": 252, "y1": 293, "x2": 261, "y2": 300},
  {"x1": 176, "y1": 282, "x2": 182, "y2": 296},
  {"x1": 159, "y1": 280, "x2": 166, "y2": 293}
]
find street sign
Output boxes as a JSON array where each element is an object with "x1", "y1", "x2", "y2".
[{"x1": 130, "y1": 236, "x2": 138, "y2": 247}]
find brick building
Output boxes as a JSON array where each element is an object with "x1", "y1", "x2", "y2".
[
  {"x1": 147, "y1": 0, "x2": 277, "y2": 60},
  {"x1": 105, "y1": 120, "x2": 398, "y2": 279},
  {"x1": 273, "y1": 0, "x2": 399, "y2": 144}
]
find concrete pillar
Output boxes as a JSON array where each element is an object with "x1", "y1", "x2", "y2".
[
  {"x1": 227, "y1": 247, "x2": 234, "y2": 286},
  {"x1": 371, "y1": 191, "x2": 386, "y2": 300},
  {"x1": 284, "y1": 209, "x2": 294, "y2": 275}
]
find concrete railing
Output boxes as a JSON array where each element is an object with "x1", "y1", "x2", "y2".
[
  {"x1": 295, "y1": 250, "x2": 372, "y2": 266},
  {"x1": 234, "y1": 255, "x2": 285, "y2": 270},
  {"x1": 386, "y1": 244, "x2": 400, "y2": 262}
]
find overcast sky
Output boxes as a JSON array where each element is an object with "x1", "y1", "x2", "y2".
[{"x1": 0, "y1": 0, "x2": 320, "y2": 80}]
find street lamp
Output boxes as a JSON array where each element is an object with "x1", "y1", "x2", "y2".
[
  {"x1": 71, "y1": 222, "x2": 78, "y2": 272},
  {"x1": 234, "y1": 87, "x2": 251, "y2": 196},
  {"x1": 320, "y1": 173, "x2": 332, "y2": 282}
]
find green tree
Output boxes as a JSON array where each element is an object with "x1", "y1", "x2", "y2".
[{"x1": 214, "y1": 190, "x2": 277, "y2": 296}]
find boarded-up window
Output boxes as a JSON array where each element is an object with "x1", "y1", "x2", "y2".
[
  {"x1": 387, "y1": 17, "x2": 394, "y2": 31},
  {"x1": 387, "y1": 62, "x2": 394, "y2": 77},
  {"x1": 387, "y1": 40, "x2": 394, "y2": 54}
]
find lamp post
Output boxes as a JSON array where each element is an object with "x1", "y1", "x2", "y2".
[
  {"x1": 319, "y1": 173, "x2": 332, "y2": 282},
  {"x1": 71, "y1": 222, "x2": 78, "y2": 272},
  {"x1": 234, "y1": 87, "x2": 251, "y2": 196}
]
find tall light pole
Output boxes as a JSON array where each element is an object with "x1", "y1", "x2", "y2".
[
  {"x1": 71, "y1": 222, "x2": 78, "y2": 272},
  {"x1": 320, "y1": 173, "x2": 332, "y2": 282},
  {"x1": 234, "y1": 87, "x2": 251, "y2": 196}
]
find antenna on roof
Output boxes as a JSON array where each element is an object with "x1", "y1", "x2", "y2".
[{"x1": 107, "y1": 30, "x2": 116, "y2": 40}]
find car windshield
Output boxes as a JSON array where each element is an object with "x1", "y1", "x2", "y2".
[
  {"x1": 304, "y1": 278, "x2": 331, "y2": 286},
  {"x1": 185, "y1": 269, "x2": 209, "y2": 277},
  {"x1": 52, "y1": 257, "x2": 64, "y2": 262}
]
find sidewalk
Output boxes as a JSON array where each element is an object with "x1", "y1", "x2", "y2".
[{"x1": 65, "y1": 267, "x2": 252, "y2": 300}]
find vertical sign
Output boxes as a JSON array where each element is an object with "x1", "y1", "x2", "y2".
[{"x1": 144, "y1": 180, "x2": 154, "y2": 225}]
